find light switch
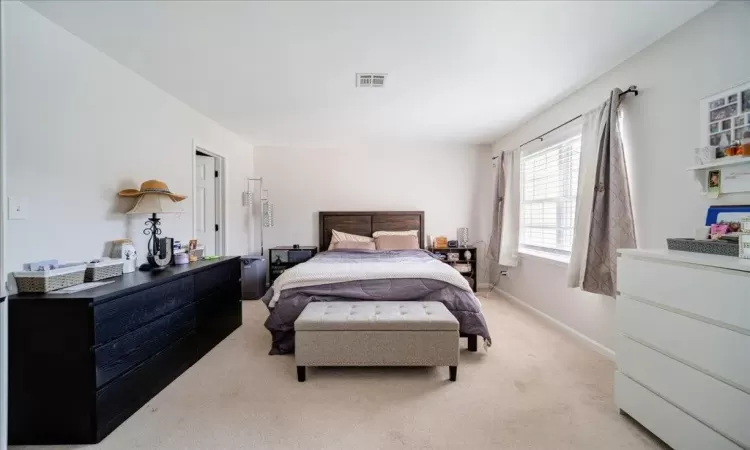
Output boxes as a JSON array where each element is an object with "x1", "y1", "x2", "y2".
[{"x1": 8, "y1": 196, "x2": 28, "y2": 220}]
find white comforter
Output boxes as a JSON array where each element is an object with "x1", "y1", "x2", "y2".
[{"x1": 268, "y1": 250, "x2": 472, "y2": 308}]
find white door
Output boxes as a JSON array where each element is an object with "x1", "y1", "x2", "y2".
[{"x1": 195, "y1": 155, "x2": 217, "y2": 256}]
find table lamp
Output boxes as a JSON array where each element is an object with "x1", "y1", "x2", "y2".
[{"x1": 118, "y1": 180, "x2": 186, "y2": 271}]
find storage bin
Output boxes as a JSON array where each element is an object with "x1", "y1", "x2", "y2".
[
  {"x1": 666, "y1": 238, "x2": 738, "y2": 257},
  {"x1": 84, "y1": 259, "x2": 124, "y2": 282},
  {"x1": 14, "y1": 264, "x2": 86, "y2": 293}
]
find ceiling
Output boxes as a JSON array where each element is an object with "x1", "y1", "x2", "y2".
[{"x1": 26, "y1": 1, "x2": 714, "y2": 148}]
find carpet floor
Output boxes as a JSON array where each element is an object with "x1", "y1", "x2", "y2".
[{"x1": 14, "y1": 291, "x2": 668, "y2": 450}]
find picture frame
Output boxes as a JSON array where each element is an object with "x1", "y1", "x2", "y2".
[
  {"x1": 446, "y1": 252, "x2": 460, "y2": 262},
  {"x1": 701, "y1": 80, "x2": 750, "y2": 155},
  {"x1": 708, "y1": 169, "x2": 721, "y2": 194}
]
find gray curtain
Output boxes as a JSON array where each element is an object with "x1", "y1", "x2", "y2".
[
  {"x1": 487, "y1": 153, "x2": 506, "y2": 263},
  {"x1": 581, "y1": 88, "x2": 637, "y2": 296}
]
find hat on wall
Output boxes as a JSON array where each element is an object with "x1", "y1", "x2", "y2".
[{"x1": 118, "y1": 179, "x2": 187, "y2": 202}]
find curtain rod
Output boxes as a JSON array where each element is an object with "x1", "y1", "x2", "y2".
[{"x1": 492, "y1": 86, "x2": 638, "y2": 160}]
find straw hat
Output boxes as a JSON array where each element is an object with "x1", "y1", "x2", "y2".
[{"x1": 118, "y1": 179, "x2": 187, "y2": 202}]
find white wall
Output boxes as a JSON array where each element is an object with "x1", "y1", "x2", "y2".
[
  {"x1": 2, "y1": 2, "x2": 255, "y2": 272},
  {"x1": 491, "y1": 1, "x2": 750, "y2": 351},
  {"x1": 254, "y1": 145, "x2": 491, "y2": 274},
  {"x1": 0, "y1": 4, "x2": 7, "y2": 448}
]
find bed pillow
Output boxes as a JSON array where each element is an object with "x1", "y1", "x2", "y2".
[
  {"x1": 332, "y1": 241, "x2": 377, "y2": 250},
  {"x1": 328, "y1": 230, "x2": 373, "y2": 250},
  {"x1": 374, "y1": 234, "x2": 420, "y2": 250},
  {"x1": 371, "y1": 230, "x2": 419, "y2": 238}
]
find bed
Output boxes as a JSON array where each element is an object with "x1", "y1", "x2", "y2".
[{"x1": 261, "y1": 211, "x2": 491, "y2": 355}]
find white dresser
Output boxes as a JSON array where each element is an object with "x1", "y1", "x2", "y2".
[{"x1": 616, "y1": 249, "x2": 750, "y2": 450}]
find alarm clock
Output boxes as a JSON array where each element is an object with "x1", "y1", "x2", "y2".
[{"x1": 447, "y1": 240, "x2": 458, "y2": 248}]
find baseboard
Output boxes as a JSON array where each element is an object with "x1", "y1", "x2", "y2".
[
  {"x1": 492, "y1": 286, "x2": 615, "y2": 361},
  {"x1": 477, "y1": 282, "x2": 491, "y2": 290}
]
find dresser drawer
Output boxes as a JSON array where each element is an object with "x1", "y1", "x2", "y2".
[
  {"x1": 194, "y1": 261, "x2": 238, "y2": 300},
  {"x1": 618, "y1": 296, "x2": 750, "y2": 392},
  {"x1": 615, "y1": 371, "x2": 741, "y2": 450},
  {"x1": 94, "y1": 276, "x2": 194, "y2": 344},
  {"x1": 94, "y1": 303, "x2": 196, "y2": 387},
  {"x1": 196, "y1": 281, "x2": 241, "y2": 357},
  {"x1": 95, "y1": 331, "x2": 196, "y2": 440},
  {"x1": 617, "y1": 256, "x2": 750, "y2": 332},
  {"x1": 618, "y1": 336, "x2": 750, "y2": 447}
]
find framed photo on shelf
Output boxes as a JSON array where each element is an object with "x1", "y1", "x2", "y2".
[
  {"x1": 446, "y1": 253, "x2": 460, "y2": 262},
  {"x1": 708, "y1": 169, "x2": 721, "y2": 194}
]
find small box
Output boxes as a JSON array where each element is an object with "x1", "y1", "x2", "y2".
[
  {"x1": 740, "y1": 217, "x2": 750, "y2": 260},
  {"x1": 740, "y1": 235, "x2": 750, "y2": 260}
]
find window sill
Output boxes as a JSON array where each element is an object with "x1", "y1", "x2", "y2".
[{"x1": 518, "y1": 248, "x2": 570, "y2": 268}]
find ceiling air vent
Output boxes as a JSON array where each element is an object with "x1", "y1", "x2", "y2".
[{"x1": 356, "y1": 73, "x2": 386, "y2": 88}]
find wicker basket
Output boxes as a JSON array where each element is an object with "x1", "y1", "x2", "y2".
[
  {"x1": 85, "y1": 259, "x2": 124, "y2": 282},
  {"x1": 14, "y1": 264, "x2": 86, "y2": 293}
]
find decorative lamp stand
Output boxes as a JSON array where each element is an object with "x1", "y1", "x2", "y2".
[{"x1": 118, "y1": 180, "x2": 186, "y2": 272}]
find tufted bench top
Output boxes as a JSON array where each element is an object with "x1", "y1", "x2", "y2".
[{"x1": 295, "y1": 301, "x2": 458, "y2": 332}]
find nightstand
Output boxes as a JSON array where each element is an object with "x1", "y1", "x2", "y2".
[
  {"x1": 428, "y1": 246, "x2": 478, "y2": 292},
  {"x1": 268, "y1": 246, "x2": 318, "y2": 284}
]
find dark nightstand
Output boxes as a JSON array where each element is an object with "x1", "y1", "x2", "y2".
[
  {"x1": 428, "y1": 246, "x2": 478, "y2": 292},
  {"x1": 268, "y1": 246, "x2": 318, "y2": 284}
]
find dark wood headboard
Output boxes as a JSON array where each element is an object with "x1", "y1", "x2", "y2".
[{"x1": 319, "y1": 211, "x2": 425, "y2": 250}]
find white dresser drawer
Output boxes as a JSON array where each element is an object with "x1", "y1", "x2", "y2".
[
  {"x1": 618, "y1": 295, "x2": 750, "y2": 392},
  {"x1": 615, "y1": 371, "x2": 741, "y2": 450},
  {"x1": 617, "y1": 256, "x2": 750, "y2": 332},
  {"x1": 618, "y1": 336, "x2": 750, "y2": 447}
]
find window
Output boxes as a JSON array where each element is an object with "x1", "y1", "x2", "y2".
[{"x1": 519, "y1": 134, "x2": 582, "y2": 259}]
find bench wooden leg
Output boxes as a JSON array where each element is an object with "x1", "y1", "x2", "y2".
[
  {"x1": 467, "y1": 334, "x2": 477, "y2": 352},
  {"x1": 297, "y1": 366, "x2": 306, "y2": 382},
  {"x1": 449, "y1": 366, "x2": 457, "y2": 382}
]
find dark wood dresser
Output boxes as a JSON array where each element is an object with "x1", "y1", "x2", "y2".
[{"x1": 8, "y1": 257, "x2": 242, "y2": 445}]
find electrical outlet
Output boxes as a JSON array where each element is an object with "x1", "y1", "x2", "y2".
[{"x1": 8, "y1": 196, "x2": 28, "y2": 220}]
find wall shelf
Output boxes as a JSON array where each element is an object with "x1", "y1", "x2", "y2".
[
  {"x1": 688, "y1": 156, "x2": 750, "y2": 196},
  {"x1": 686, "y1": 156, "x2": 750, "y2": 171}
]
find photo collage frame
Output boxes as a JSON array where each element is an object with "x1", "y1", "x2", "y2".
[{"x1": 704, "y1": 83, "x2": 750, "y2": 149}]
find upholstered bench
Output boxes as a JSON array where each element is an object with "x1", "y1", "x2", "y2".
[{"x1": 294, "y1": 301, "x2": 459, "y2": 382}]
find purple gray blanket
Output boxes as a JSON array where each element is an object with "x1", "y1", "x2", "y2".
[{"x1": 261, "y1": 249, "x2": 491, "y2": 355}]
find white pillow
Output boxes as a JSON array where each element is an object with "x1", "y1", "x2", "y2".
[
  {"x1": 328, "y1": 230, "x2": 373, "y2": 250},
  {"x1": 372, "y1": 230, "x2": 419, "y2": 238}
]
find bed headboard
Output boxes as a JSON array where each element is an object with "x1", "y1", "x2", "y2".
[{"x1": 319, "y1": 211, "x2": 425, "y2": 250}]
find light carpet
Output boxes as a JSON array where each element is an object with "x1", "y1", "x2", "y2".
[{"x1": 14, "y1": 291, "x2": 667, "y2": 450}]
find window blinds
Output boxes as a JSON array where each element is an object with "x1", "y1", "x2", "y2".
[{"x1": 519, "y1": 134, "x2": 582, "y2": 255}]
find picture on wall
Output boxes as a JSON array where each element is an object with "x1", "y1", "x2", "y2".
[
  {"x1": 710, "y1": 131, "x2": 731, "y2": 147},
  {"x1": 701, "y1": 81, "x2": 750, "y2": 156},
  {"x1": 735, "y1": 126, "x2": 750, "y2": 141},
  {"x1": 710, "y1": 103, "x2": 738, "y2": 122},
  {"x1": 709, "y1": 98, "x2": 725, "y2": 110}
]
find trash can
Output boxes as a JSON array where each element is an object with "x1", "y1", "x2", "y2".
[{"x1": 240, "y1": 255, "x2": 267, "y2": 300}]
